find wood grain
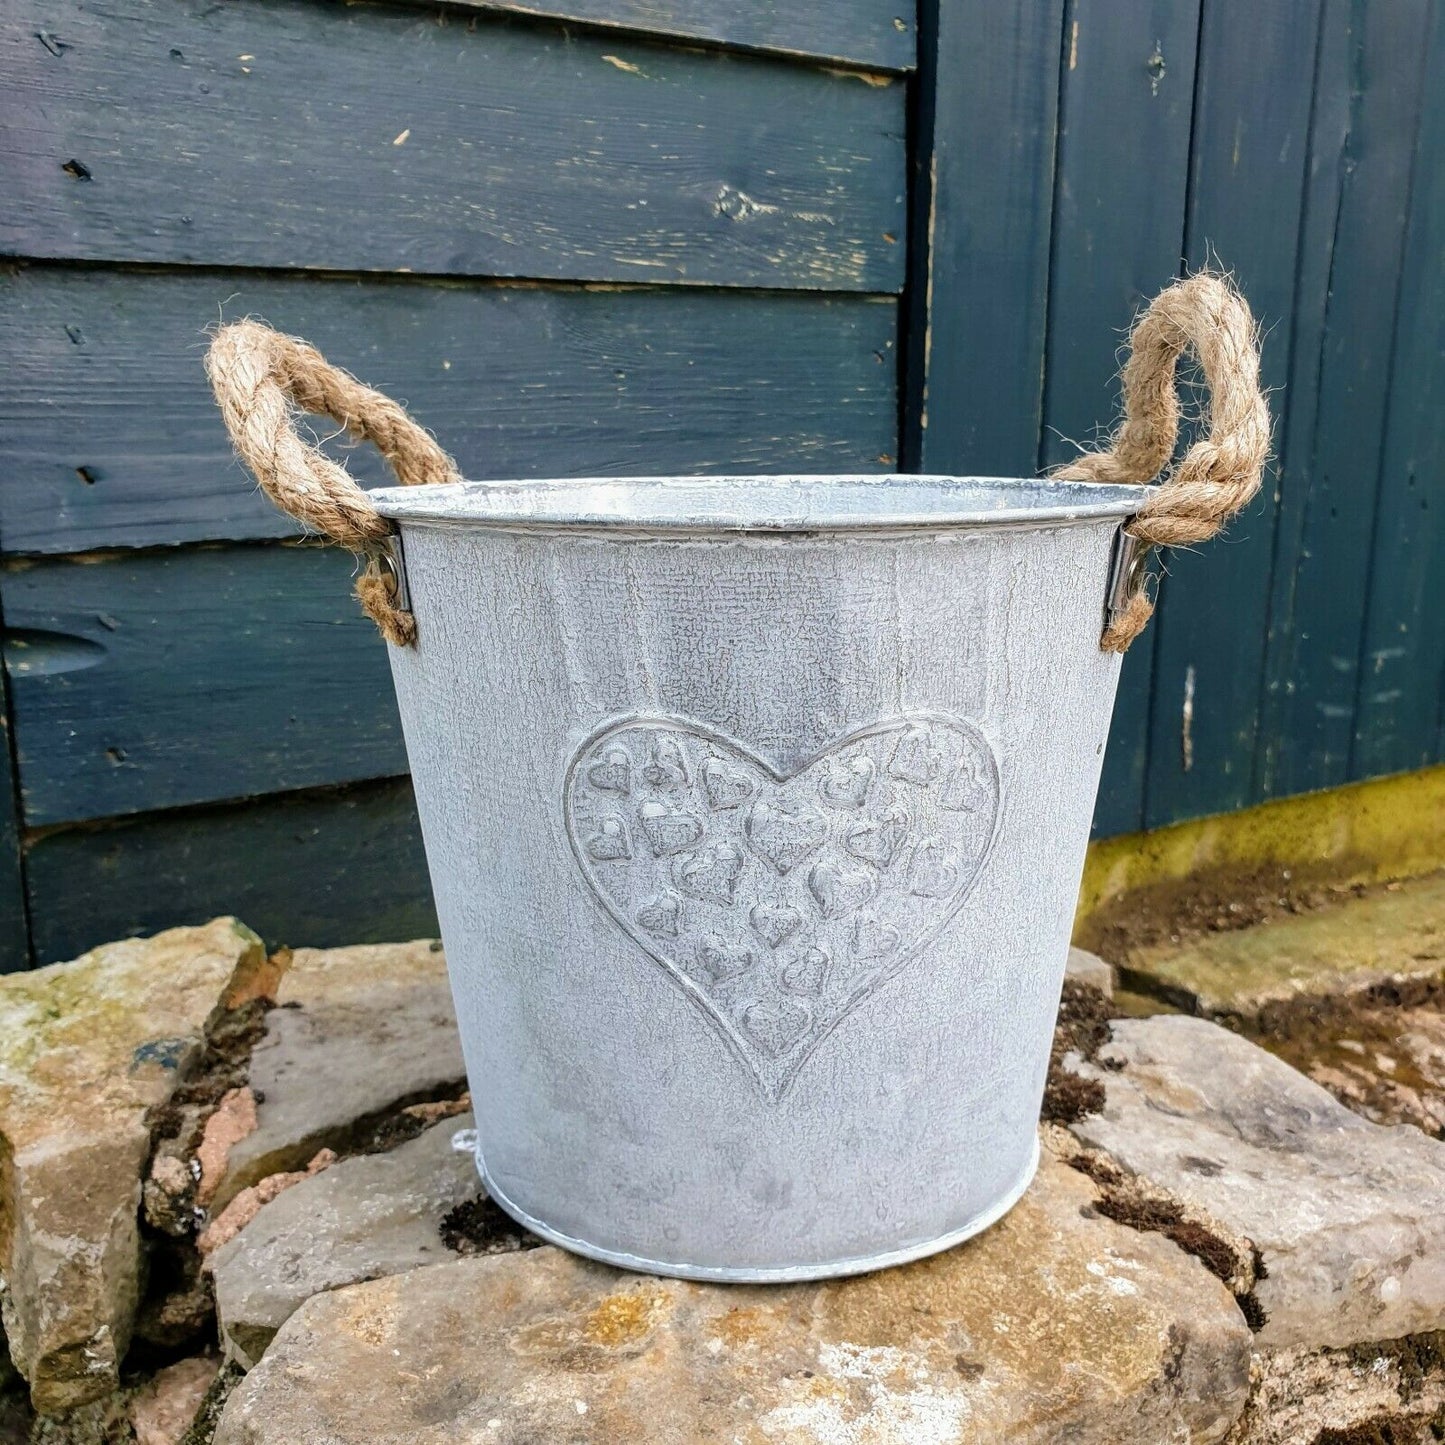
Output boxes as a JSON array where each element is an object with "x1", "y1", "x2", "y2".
[
  {"x1": 1143, "y1": 0, "x2": 1322, "y2": 828},
  {"x1": 1258, "y1": 0, "x2": 1432, "y2": 798},
  {"x1": 0, "y1": 0, "x2": 905, "y2": 290},
  {"x1": 22, "y1": 777, "x2": 436, "y2": 966},
  {"x1": 4, "y1": 545, "x2": 406, "y2": 827},
  {"x1": 1038, "y1": 0, "x2": 1201, "y2": 837},
  {"x1": 447, "y1": 0, "x2": 915, "y2": 70},
  {"x1": 905, "y1": 0, "x2": 1065, "y2": 475},
  {"x1": 0, "y1": 266, "x2": 899, "y2": 554}
]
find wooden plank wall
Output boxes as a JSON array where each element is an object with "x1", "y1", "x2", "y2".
[
  {"x1": 1, "y1": 0, "x2": 1442, "y2": 965},
  {"x1": 910, "y1": 0, "x2": 1444, "y2": 840},
  {"x1": 0, "y1": 0, "x2": 908, "y2": 965}
]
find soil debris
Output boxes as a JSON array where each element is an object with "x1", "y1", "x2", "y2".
[
  {"x1": 1040, "y1": 978, "x2": 1117, "y2": 1125},
  {"x1": 439, "y1": 1195, "x2": 541, "y2": 1259}
]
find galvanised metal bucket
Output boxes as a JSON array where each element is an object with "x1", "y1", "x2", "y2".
[
  {"x1": 205, "y1": 274, "x2": 1267, "y2": 1281},
  {"x1": 368, "y1": 473, "x2": 1150, "y2": 1279}
]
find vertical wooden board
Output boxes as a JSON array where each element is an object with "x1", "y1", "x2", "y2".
[
  {"x1": 3, "y1": 545, "x2": 407, "y2": 826},
  {"x1": 905, "y1": 0, "x2": 1065, "y2": 475},
  {"x1": 1352, "y1": 0, "x2": 1445, "y2": 779},
  {"x1": 0, "y1": 267, "x2": 900, "y2": 554},
  {"x1": 1039, "y1": 0, "x2": 1201, "y2": 836},
  {"x1": 450, "y1": 0, "x2": 916, "y2": 71},
  {"x1": 1255, "y1": 0, "x2": 1351, "y2": 799},
  {"x1": 1142, "y1": 0, "x2": 1322, "y2": 828},
  {"x1": 0, "y1": 664, "x2": 30, "y2": 972},
  {"x1": 22, "y1": 779, "x2": 436, "y2": 965},
  {"x1": 1258, "y1": 0, "x2": 1432, "y2": 798},
  {"x1": 0, "y1": 0, "x2": 905, "y2": 290}
]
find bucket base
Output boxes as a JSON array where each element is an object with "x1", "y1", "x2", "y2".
[{"x1": 472, "y1": 1134, "x2": 1041, "y2": 1284}]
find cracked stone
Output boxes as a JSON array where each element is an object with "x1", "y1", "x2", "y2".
[
  {"x1": 203, "y1": 942, "x2": 465, "y2": 1216},
  {"x1": 210, "y1": 1117, "x2": 487, "y2": 1367},
  {"x1": 1065, "y1": 945, "x2": 1115, "y2": 996},
  {"x1": 213, "y1": 1150, "x2": 1251, "y2": 1444},
  {"x1": 0, "y1": 919, "x2": 277, "y2": 1413},
  {"x1": 1072, "y1": 1015, "x2": 1445, "y2": 1350}
]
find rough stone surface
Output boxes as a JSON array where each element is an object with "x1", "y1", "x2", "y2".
[
  {"x1": 214, "y1": 1150, "x2": 1251, "y2": 1445},
  {"x1": 211, "y1": 1116, "x2": 481, "y2": 1367},
  {"x1": 128, "y1": 1356, "x2": 220, "y2": 1445},
  {"x1": 1073, "y1": 1015, "x2": 1445, "y2": 1350},
  {"x1": 1226, "y1": 1339, "x2": 1445, "y2": 1444},
  {"x1": 1065, "y1": 945, "x2": 1114, "y2": 996},
  {"x1": 0, "y1": 919, "x2": 276, "y2": 1413},
  {"x1": 205, "y1": 941, "x2": 465, "y2": 1214},
  {"x1": 1120, "y1": 871, "x2": 1445, "y2": 1017}
]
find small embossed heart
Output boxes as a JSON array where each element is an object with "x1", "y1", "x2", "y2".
[
  {"x1": 749, "y1": 901, "x2": 803, "y2": 950},
  {"x1": 637, "y1": 801, "x2": 704, "y2": 858},
  {"x1": 672, "y1": 843, "x2": 744, "y2": 905},
  {"x1": 819, "y1": 753, "x2": 875, "y2": 810},
  {"x1": 844, "y1": 805, "x2": 910, "y2": 870},
  {"x1": 566, "y1": 714, "x2": 1001, "y2": 1101},
  {"x1": 746, "y1": 798, "x2": 828, "y2": 875}
]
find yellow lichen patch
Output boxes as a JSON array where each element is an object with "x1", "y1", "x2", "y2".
[
  {"x1": 584, "y1": 1286, "x2": 671, "y2": 1348},
  {"x1": 710, "y1": 1304, "x2": 774, "y2": 1350}
]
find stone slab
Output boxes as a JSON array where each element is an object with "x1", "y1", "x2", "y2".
[
  {"x1": 205, "y1": 941, "x2": 466, "y2": 1213},
  {"x1": 211, "y1": 1115, "x2": 482, "y2": 1368},
  {"x1": 1119, "y1": 872, "x2": 1445, "y2": 1017},
  {"x1": 1073, "y1": 1015, "x2": 1445, "y2": 1350},
  {"x1": 215, "y1": 1151, "x2": 1251, "y2": 1444},
  {"x1": 0, "y1": 918, "x2": 275, "y2": 1412},
  {"x1": 1065, "y1": 945, "x2": 1114, "y2": 996}
]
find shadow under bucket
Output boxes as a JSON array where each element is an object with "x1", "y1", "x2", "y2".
[
  {"x1": 204, "y1": 273, "x2": 1269, "y2": 1281},
  {"x1": 370, "y1": 472, "x2": 1149, "y2": 1280}
]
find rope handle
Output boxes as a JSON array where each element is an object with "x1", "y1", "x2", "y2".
[
  {"x1": 205, "y1": 320, "x2": 461, "y2": 646},
  {"x1": 207, "y1": 274, "x2": 1267, "y2": 654},
  {"x1": 1054, "y1": 271, "x2": 1270, "y2": 652}
]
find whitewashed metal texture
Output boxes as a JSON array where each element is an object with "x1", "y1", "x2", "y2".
[{"x1": 377, "y1": 476, "x2": 1145, "y2": 1279}]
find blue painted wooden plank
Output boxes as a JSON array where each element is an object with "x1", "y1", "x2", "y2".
[
  {"x1": 451, "y1": 0, "x2": 915, "y2": 70},
  {"x1": 0, "y1": 655, "x2": 31, "y2": 971},
  {"x1": 0, "y1": 267, "x2": 899, "y2": 554},
  {"x1": 1039, "y1": 0, "x2": 1201, "y2": 837},
  {"x1": 1352, "y1": 0, "x2": 1445, "y2": 781},
  {"x1": 904, "y1": 0, "x2": 1065, "y2": 475},
  {"x1": 22, "y1": 777, "x2": 436, "y2": 966},
  {"x1": 1257, "y1": 0, "x2": 1432, "y2": 798},
  {"x1": 1142, "y1": 0, "x2": 1321, "y2": 828},
  {"x1": 4, "y1": 545, "x2": 405, "y2": 827},
  {"x1": 0, "y1": 0, "x2": 905, "y2": 291}
]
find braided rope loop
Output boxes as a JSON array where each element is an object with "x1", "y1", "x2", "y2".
[
  {"x1": 205, "y1": 321, "x2": 461, "y2": 645},
  {"x1": 1053, "y1": 273, "x2": 1271, "y2": 652}
]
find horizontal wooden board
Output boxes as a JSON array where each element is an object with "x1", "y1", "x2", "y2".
[
  {"x1": 0, "y1": 0, "x2": 905, "y2": 290},
  {"x1": 4, "y1": 545, "x2": 405, "y2": 826},
  {"x1": 23, "y1": 777, "x2": 437, "y2": 965},
  {"x1": 450, "y1": 0, "x2": 914, "y2": 70},
  {"x1": 0, "y1": 267, "x2": 899, "y2": 554}
]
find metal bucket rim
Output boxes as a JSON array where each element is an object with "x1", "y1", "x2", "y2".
[{"x1": 369, "y1": 474, "x2": 1152, "y2": 533}]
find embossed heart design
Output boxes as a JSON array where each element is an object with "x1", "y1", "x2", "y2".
[{"x1": 565, "y1": 714, "x2": 1002, "y2": 1101}]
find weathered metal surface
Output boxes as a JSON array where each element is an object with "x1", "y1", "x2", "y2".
[{"x1": 375, "y1": 474, "x2": 1144, "y2": 1277}]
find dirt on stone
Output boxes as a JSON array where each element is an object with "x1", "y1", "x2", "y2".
[
  {"x1": 1309, "y1": 1411, "x2": 1445, "y2": 1445},
  {"x1": 1242, "y1": 978, "x2": 1445, "y2": 1139},
  {"x1": 439, "y1": 1195, "x2": 541, "y2": 1259},
  {"x1": 1077, "y1": 866, "x2": 1403, "y2": 965},
  {"x1": 1040, "y1": 978, "x2": 1118, "y2": 1126}
]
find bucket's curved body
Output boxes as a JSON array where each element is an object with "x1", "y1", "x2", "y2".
[{"x1": 371, "y1": 474, "x2": 1148, "y2": 1281}]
